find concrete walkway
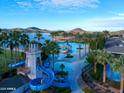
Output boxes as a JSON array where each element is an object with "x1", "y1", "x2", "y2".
[
  {"x1": 55, "y1": 44, "x2": 89, "y2": 93},
  {"x1": 68, "y1": 58, "x2": 88, "y2": 93}
]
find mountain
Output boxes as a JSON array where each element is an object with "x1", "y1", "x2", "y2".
[
  {"x1": 1, "y1": 27, "x2": 50, "y2": 33},
  {"x1": 110, "y1": 30, "x2": 124, "y2": 35},
  {"x1": 26, "y1": 27, "x2": 50, "y2": 32},
  {"x1": 70, "y1": 28, "x2": 86, "y2": 34}
]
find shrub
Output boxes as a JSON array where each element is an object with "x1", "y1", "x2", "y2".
[
  {"x1": 65, "y1": 54, "x2": 73, "y2": 58},
  {"x1": 84, "y1": 88, "x2": 93, "y2": 93}
]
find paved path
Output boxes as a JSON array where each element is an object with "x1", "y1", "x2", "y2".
[
  {"x1": 67, "y1": 51, "x2": 88, "y2": 93},
  {"x1": 55, "y1": 44, "x2": 89, "y2": 93}
]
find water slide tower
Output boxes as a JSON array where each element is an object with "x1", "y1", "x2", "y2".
[{"x1": 25, "y1": 42, "x2": 42, "y2": 79}]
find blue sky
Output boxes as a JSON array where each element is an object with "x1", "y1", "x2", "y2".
[{"x1": 0, "y1": 0, "x2": 124, "y2": 31}]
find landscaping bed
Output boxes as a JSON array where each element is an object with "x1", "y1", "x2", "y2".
[
  {"x1": 65, "y1": 54, "x2": 73, "y2": 58},
  {"x1": 31, "y1": 87, "x2": 71, "y2": 93}
]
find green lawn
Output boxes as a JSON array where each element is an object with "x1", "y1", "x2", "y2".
[{"x1": 0, "y1": 49, "x2": 25, "y2": 74}]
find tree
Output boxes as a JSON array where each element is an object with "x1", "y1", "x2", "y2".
[
  {"x1": 0, "y1": 28, "x2": 1, "y2": 32},
  {"x1": 36, "y1": 32, "x2": 42, "y2": 41},
  {"x1": 96, "y1": 50, "x2": 112, "y2": 83},
  {"x1": 112, "y1": 55, "x2": 124, "y2": 93},
  {"x1": 51, "y1": 31, "x2": 58, "y2": 41},
  {"x1": 63, "y1": 31, "x2": 68, "y2": 37},
  {"x1": 43, "y1": 40, "x2": 60, "y2": 70},
  {"x1": 60, "y1": 64, "x2": 65, "y2": 72},
  {"x1": 49, "y1": 41, "x2": 59, "y2": 70},
  {"x1": 78, "y1": 43, "x2": 82, "y2": 59},
  {"x1": 1, "y1": 31, "x2": 21, "y2": 58},
  {"x1": 87, "y1": 50, "x2": 99, "y2": 73},
  {"x1": 103, "y1": 30, "x2": 110, "y2": 39},
  {"x1": 0, "y1": 32, "x2": 3, "y2": 53},
  {"x1": 20, "y1": 33, "x2": 29, "y2": 50}
]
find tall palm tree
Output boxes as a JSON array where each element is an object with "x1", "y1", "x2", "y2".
[
  {"x1": 49, "y1": 41, "x2": 59, "y2": 70},
  {"x1": 0, "y1": 32, "x2": 8, "y2": 57},
  {"x1": 112, "y1": 55, "x2": 124, "y2": 93},
  {"x1": 0, "y1": 32, "x2": 8, "y2": 71},
  {"x1": 3, "y1": 31, "x2": 20, "y2": 58},
  {"x1": 96, "y1": 50, "x2": 112, "y2": 83},
  {"x1": 81, "y1": 35, "x2": 88, "y2": 56},
  {"x1": 20, "y1": 33, "x2": 29, "y2": 51},
  {"x1": 75, "y1": 33, "x2": 83, "y2": 59},
  {"x1": 87, "y1": 50, "x2": 99, "y2": 73},
  {"x1": 0, "y1": 32, "x2": 8, "y2": 46},
  {"x1": 44, "y1": 40, "x2": 60, "y2": 70},
  {"x1": 78, "y1": 43, "x2": 82, "y2": 59},
  {"x1": 0, "y1": 33, "x2": 3, "y2": 54}
]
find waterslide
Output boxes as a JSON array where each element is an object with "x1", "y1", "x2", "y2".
[
  {"x1": 8, "y1": 60, "x2": 25, "y2": 68},
  {"x1": 61, "y1": 43, "x2": 72, "y2": 54},
  {"x1": 62, "y1": 49, "x2": 69, "y2": 54},
  {"x1": 29, "y1": 65, "x2": 55, "y2": 91}
]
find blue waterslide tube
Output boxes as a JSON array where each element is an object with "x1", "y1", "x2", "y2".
[
  {"x1": 8, "y1": 60, "x2": 25, "y2": 69},
  {"x1": 52, "y1": 76, "x2": 69, "y2": 88},
  {"x1": 29, "y1": 66, "x2": 55, "y2": 91}
]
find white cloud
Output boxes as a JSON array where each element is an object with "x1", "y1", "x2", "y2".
[
  {"x1": 16, "y1": 1, "x2": 32, "y2": 7},
  {"x1": 78, "y1": 16, "x2": 124, "y2": 31},
  {"x1": 33, "y1": 0, "x2": 99, "y2": 8},
  {"x1": 91, "y1": 17, "x2": 124, "y2": 26},
  {"x1": 53, "y1": 0, "x2": 99, "y2": 8},
  {"x1": 15, "y1": 0, "x2": 99, "y2": 13},
  {"x1": 118, "y1": 13, "x2": 124, "y2": 16},
  {"x1": 33, "y1": 0, "x2": 42, "y2": 1}
]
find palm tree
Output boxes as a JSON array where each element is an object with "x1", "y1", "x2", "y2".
[
  {"x1": 78, "y1": 43, "x2": 82, "y2": 59},
  {"x1": 44, "y1": 40, "x2": 60, "y2": 70},
  {"x1": 36, "y1": 32, "x2": 42, "y2": 42},
  {"x1": 87, "y1": 50, "x2": 99, "y2": 73},
  {"x1": 81, "y1": 35, "x2": 87, "y2": 56},
  {"x1": 75, "y1": 33, "x2": 83, "y2": 59},
  {"x1": 51, "y1": 32, "x2": 58, "y2": 41},
  {"x1": 0, "y1": 32, "x2": 8, "y2": 71},
  {"x1": 111, "y1": 55, "x2": 124, "y2": 93},
  {"x1": 0, "y1": 32, "x2": 9, "y2": 58},
  {"x1": 0, "y1": 33, "x2": 3, "y2": 54},
  {"x1": 63, "y1": 32, "x2": 68, "y2": 40},
  {"x1": 60, "y1": 64, "x2": 65, "y2": 72},
  {"x1": 49, "y1": 41, "x2": 59, "y2": 70},
  {"x1": 96, "y1": 50, "x2": 112, "y2": 83},
  {"x1": 2, "y1": 31, "x2": 20, "y2": 58},
  {"x1": 20, "y1": 33, "x2": 29, "y2": 51},
  {"x1": 0, "y1": 32, "x2": 7, "y2": 46}
]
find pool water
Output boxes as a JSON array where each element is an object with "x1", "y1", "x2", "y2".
[
  {"x1": 106, "y1": 64, "x2": 121, "y2": 82},
  {"x1": 27, "y1": 32, "x2": 52, "y2": 43}
]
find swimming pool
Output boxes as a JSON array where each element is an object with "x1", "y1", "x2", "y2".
[{"x1": 106, "y1": 64, "x2": 121, "y2": 82}]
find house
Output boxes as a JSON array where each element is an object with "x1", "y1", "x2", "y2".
[{"x1": 105, "y1": 37, "x2": 124, "y2": 55}]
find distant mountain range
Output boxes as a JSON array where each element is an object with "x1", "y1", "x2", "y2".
[
  {"x1": 69, "y1": 28, "x2": 86, "y2": 34},
  {"x1": 1, "y1": 27, "x2": 124, "y2": 36},
  {"x1": 1, "y1": 27, "x2": 87, "y2": 33},
  {"x1": 110, "y1": 30, "x2": 124, "y2": 36},
  {"x1": 1, "y1": 27, "x2": 50, "y2": 33}
]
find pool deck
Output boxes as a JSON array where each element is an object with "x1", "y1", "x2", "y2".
[
  {"x1": 69, "y1": 55, "x2": 89, "y2": 93},
  {"x1": 55, "y1": 45, "x2": 89, "y2": 93}
]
